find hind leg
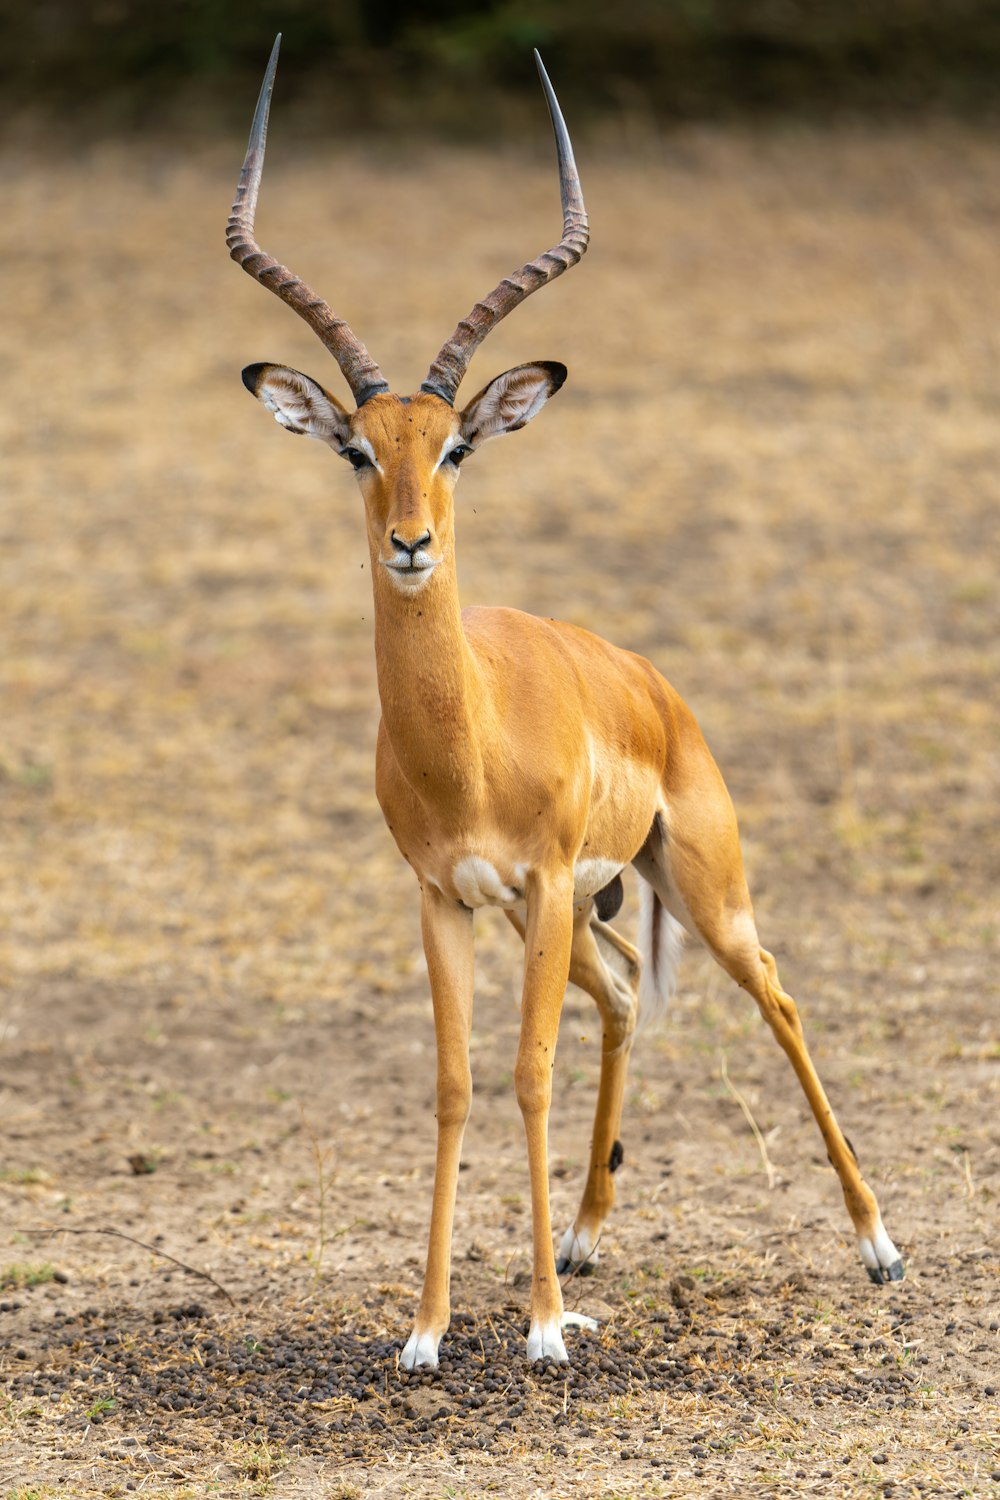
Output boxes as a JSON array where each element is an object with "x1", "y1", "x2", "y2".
[
  {"x1": 505, "y1": 907, "x2": 640, "y2": 1275},
  {"x1": 636, "y1": 785, "x2": 903, "y2": 1285}
]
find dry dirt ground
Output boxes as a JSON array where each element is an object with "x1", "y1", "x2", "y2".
[{"x1": 1, "y1": 120, "x2": 998, "y2": 1499}]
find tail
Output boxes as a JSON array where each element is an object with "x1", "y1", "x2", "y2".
[{"x1": 636, "y1": 878, "x2": 684, "y2": 1035}]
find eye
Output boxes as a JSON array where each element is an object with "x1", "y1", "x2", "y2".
[
  {"x1": 445, "y1": 443, "x2": 472, "y2": 468},
  {"x1": 342, "y1": 446, "x2": 371, "y2": 471}
]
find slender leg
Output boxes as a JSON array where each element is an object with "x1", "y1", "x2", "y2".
[
  {"x1": 639, "y1": 774, "x2": 903, "y2": 1284},
  {"x1": 515, "y1": 871, "x2": 575, "y2": 1361},
  {"x1": 400, "y1": 887, "x2": 476, "y2": 1370},
  {"x1": 730, "y1": 941, "x2": 902, "y2": 1281},
  {"x1": 504, "y1": 908, "x2": 640, "y2": 1275},
  {"x1": 559, "y1": 915, "x2": 640, "y2": 1272}
]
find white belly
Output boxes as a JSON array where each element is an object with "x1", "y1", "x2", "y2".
[
  {"x1": 572, "y1": 858, "x2": 622, "y2": 903},
  {"x1": 452, "y1": 856, "x2": 527, "y2": 909},
  {"x1": 451, "y1": 855, "x2": 622, "y2": 910}
]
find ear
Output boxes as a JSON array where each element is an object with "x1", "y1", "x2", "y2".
[
  {"x1": 460, "y1": 361, "x2": 566, "y2": 449},
  {"x1": 242, "y1": 362, "x2": 351, "y2": 450}
]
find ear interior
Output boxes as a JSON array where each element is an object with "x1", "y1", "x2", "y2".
[
  {"x1": 243, "y1": 362, "x2": 352, "y2": 448},
  {"x1": 460, "y1": 361, "x2": 567, "y2": 448}
]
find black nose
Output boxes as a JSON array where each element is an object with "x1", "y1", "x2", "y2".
[{"x1": 391, "y1": 529, "x2": 432, "y2": 556}]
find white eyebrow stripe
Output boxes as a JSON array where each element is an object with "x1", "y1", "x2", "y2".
[
  {"x1": 434, "y1": 434, "x2": 463, "y2": 472},
  {"x1": 353, "y1": 435, "x2": 383, "y2": 474}
]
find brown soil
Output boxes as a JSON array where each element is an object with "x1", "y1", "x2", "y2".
[{"x1": 1, "y1": 123, "x2": 998, "y2": 1498}]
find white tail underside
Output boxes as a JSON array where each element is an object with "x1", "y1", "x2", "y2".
[{"x1": 636, "y1": 878, "x2": 684, "y2": 1034}]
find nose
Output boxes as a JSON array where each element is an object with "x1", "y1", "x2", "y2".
[{"x1": 390, "y1": 528, "x2": 432, "y2": 557}]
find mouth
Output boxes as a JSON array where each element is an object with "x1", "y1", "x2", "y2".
[{"x1": 381, "y1": 554, "x2": 440, "y2": 591}]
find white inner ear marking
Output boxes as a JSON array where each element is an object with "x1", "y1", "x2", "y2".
[
  {"x1": 493, "y1": 370, "x2": 550, "y2": 427},
  {"x1": 254, "y1": 369, "x2": 350, "y2": 447},
  {"x1": 434, "y1": 434, "x2": 463, "y2": 472},
  {"x1": 352, "y1": 436, "x2": 383, "y2": 474},
  {"x1": 260, "y1": 391, "x2": 302, "y2": 430}
]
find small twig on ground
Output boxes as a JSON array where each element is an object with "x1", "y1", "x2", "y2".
[
  {"x1": 559, "y1": 1231, "x2": 603, "y2": 1300},
  {"x1": 299, "y1": 1108, "x2": 335, "y2": 1279},
  {"x1": 719, "y1": 1053, "x2": 777, "y2": 1190},
  {"x1": 24, "y1": 1226, "x2": 237, "y2": 1306}
]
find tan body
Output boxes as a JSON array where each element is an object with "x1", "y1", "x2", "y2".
[
  {"x1": 229, "y1": 41, "x2": 903, "y2": 1369},
  {"x1": 377, "y1": 606, "x2": 671, "y2": 900}
]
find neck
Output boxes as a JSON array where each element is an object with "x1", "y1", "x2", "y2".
[{"x1": 370, "y1": 543, "x2": 484, "y2": 808}]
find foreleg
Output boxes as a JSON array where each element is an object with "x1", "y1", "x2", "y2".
[{"x1": 400, "y1": 887, "x2": 476, "y2": 1370}]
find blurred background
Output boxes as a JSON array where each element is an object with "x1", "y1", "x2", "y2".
[
  {"x1": 2, "y1": 6, "x2": 999, "y2": 1489},
  {"x1": 7, "y1": 0, "x2": 1000, "y2": 137}
]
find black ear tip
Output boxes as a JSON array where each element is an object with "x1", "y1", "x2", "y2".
[
  {"x1": 241, "y1": 362, "x2": 268, "y2": 394},
  {"x1": 543, "y1": 361, "x2": 568, "y2": 393}
]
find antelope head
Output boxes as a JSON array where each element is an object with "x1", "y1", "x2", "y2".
[{"x1": 228, "y1": 36, "x2": 588, "y2": 596}]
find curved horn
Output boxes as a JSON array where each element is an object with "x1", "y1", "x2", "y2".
[
  {"x1": 227, "y1": 35, "x2": 390, "y2": 407},
  {"x1": 420, "y1": 51, "x2": 589, "y2": 406}
]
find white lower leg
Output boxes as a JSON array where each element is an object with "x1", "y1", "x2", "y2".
[
  {"x1": 558, "y1": 1222, "x2": 599, "y2": 1271},
  {"x1": 400, "y1": 1328, "x2": 442, "y2": 1370},
  {"x1": 526, "y1": 1317, "x2": 568, "y2": 1364},
  {"x1": 857, "y1": 1214, "x2": 904, "y2": 1283}
]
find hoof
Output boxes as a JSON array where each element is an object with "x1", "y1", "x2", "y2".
[
  {"x1": 400, "y1": 1329, "x2": 441, "y2": 1370},
  {"x1": 556, "y1": 1255, "x2": 597, "y2": 1277},
  {"x1": 858, "y1": 1218, "x2": 904, "y2": 1286},
  {"x1": 866, "y1": 1257, "x2": 905, "y2": 1286},
  {"x1": 557, "y1": 1224, "x2": 599, "y2": 1278},
  {"x1": 526, "y1": 1318, "x2": 568, "y2": 1364}
]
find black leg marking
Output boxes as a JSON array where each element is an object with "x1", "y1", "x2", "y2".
[
  {"x1": 829, "y1": 1133, "x2": 860, "y2": 1171},
  {"x1": 609, "y1": 1139, "x2": 624, "y2": 1174}
]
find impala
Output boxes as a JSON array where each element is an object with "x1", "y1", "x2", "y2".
[{"x1": 228, "y1": 37, "x2": 903, "y2": 1369}]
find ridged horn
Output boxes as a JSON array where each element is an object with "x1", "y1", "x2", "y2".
[
  {"x1": 419, "y1": 51, "x2": 589, "y2": 406},
  {"x1": 226, "y1": 35, "x2": 390, "y2": 407}
]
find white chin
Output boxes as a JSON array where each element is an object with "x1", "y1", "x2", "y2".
[{"x1": 383, "y1": 564, "x2": 438, "y2": 594}]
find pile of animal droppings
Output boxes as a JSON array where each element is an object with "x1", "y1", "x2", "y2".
[{"x1": 4, "y1": 1282, "x2": 928, "y2": 1464}]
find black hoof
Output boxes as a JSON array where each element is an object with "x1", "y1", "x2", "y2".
[
  {"x1": 866, "y1": 1258, "x2": 905, "y2": 1285},
  {"x1": 557, "y1": 1257, "x2": 597, "y2": 1278}
]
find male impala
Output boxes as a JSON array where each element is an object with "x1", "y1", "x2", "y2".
[{"x1": 228, "y1": 38, "x2": 903, "y2": 1368}]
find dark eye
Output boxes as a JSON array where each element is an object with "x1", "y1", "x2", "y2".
[
  {"x1": 342, "y1": 446, "x2": 371, "y2": 471},
  {"x1": 446, "y1": 444, "x2": 472, "y2": 468}
]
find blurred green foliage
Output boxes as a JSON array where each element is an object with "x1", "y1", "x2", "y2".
[{"x1": 7, "y1": 0, "x2": 1000, "y2": 133}]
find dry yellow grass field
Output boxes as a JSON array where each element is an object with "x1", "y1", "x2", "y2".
[{"x1": 1, "y1": 120, "x2": 998, "y2": 1497}]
